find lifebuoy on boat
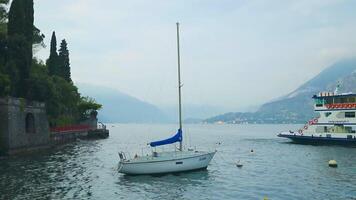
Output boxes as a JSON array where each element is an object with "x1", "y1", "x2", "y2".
[{"x1": 313, "y1": 118, "x2": 318, "y2": 124}]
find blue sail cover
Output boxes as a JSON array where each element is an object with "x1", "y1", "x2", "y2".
[{"x1": 150, "y1": 129, "x2": 182, "y2": 147}]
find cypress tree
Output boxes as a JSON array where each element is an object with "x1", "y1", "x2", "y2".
[
  {"x1": 0, "y1": 0, "x2": 8, "y2": 66},
  {"x1": 47, "y1": 31, "x2": 59, "y2": 76},
  {"x1": 7, "y1": 0, "x2": 34, "y2": 97},
  {"x1": 58, "y1": 39, "x2": 71, "y2": 82}
]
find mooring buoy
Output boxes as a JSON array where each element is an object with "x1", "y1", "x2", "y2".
[
  {"x1": 236, "y1": 160, "x2": 243, "y2": 168},
  {"x1": 328, "y1": 160, "x2": 337, "y2": 168}
]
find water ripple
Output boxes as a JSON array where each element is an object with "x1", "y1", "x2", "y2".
[{"x1": 0, "y1": 124, "x2": 355, "y2": 200}]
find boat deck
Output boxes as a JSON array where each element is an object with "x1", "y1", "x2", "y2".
[
  {"x1": 278, "y1": 132, "x2": 356, "y2": 145},
  {"x1": 121, "y1": 150, "x2": 212, "y2": 164}
]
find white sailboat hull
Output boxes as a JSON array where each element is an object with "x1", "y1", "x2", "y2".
[{"x1": 118, "y1": 151, "x2": 216, "y2": 175}]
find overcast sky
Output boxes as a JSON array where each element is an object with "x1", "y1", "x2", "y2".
[{"x1": 34, "y1": 0, "x2": 356, "y2": 110}]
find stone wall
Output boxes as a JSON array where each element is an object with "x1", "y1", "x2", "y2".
[{"x1": 0, "y1": 97, "x2": 50, "y2": 155}]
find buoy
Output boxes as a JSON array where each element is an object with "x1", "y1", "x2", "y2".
[
  {"x1": 250, "y1": 149, "x2": 254, "y2": 153},
  {"x1": 236, "y1": 160, "x2": 243, "y2": 168},
  {"x1": 328, "y1": 160, "x2": 337, "y2": 168}
]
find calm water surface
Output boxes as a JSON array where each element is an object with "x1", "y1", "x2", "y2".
[{"x1": 0, "y1": 124, "x2": 355, "y2": 200}]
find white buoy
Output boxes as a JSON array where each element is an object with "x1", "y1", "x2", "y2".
[
  {"x1": 328, "y1": 160, "x2": 337, "y2": 168},
  {"x1": 236, "y1": 160, "x2": 243, "y2": 168}
]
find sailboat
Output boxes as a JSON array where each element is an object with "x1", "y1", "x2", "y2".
[{"x1": 118, "y1": 23, "x2": 216, "y2": 175}]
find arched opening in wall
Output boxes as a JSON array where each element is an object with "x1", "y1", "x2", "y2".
[{"x1": 26, "y1": 113, "x2": 35, "y2": 134}]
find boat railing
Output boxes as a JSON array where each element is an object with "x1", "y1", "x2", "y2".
[
  {"x1": 324, "y1": 103, "x2": 356, "y2": 109},
  {"x1": 118, "y1": 151, "x2": 133, "y2": 161}
]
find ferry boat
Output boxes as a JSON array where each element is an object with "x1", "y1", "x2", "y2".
[{"x1": 278, "y1": 91, "x2": 356, "y2": 145}]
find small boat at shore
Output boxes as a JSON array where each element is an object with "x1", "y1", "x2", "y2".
[
  {"x1": 118, "y1": 23, "x2": 216, "y2": 175},
  {"x1": 278, "y1": 90, "x2": 356, "y2": 145}
]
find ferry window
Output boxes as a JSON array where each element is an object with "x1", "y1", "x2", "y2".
[
  {"x1": 324, "y1": 112, "x2": 332, "y2": 117},
  {"x1": 345, "y1": 127, "x2": 353, "y2": 133},
  {"x1": 315, "y1": 99, "x2": 324, "y2": 107},
  {"x1": 345, "y1": 112, "x2": 355, "y2": 118},
  {"x1": 325, "y1": 98, "x2": 333, "y2": 104},
  {"x1": 315, "y1": 126, "x2": 324, "y2": 133}
]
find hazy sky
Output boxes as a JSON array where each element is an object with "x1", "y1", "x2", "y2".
[{"x1": 34, "y1": 0, "x2": 356, "y2": 110}]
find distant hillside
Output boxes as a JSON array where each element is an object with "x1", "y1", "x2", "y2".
[
  {"x1": 77, "y1": 83, "x2": 171, "y2": 123},
  {"x1": 205, "y1": 59, "x2": 356, "y2": 124},
  {"x1": 161, "y1": 104, "x2": 230, "y2": 124}
]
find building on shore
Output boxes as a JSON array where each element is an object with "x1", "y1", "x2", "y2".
[
  {"x1": 0, "y1": 97, "x2": 108, "y2": 156},
  {"x1": 0, "y1": 97, "x2": 50, "y2": 155}
]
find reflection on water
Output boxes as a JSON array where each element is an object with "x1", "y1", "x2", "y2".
[
  {"x1": 118, "y1": 171, "x2": 211, "y2": 199},
  {"x1": 0, "y1": 124, "x2": 356, "y2": 200}
]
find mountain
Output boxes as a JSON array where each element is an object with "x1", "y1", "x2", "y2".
[
  {"x1": 161, "y1": 104, "x2": 230, "y2": 124},
  {"x1": 77, "y1": 83, "x2": 171, "y2": 123},
  {"x1": 205, "y1": 58, "x2": 356, "y2": 124}
]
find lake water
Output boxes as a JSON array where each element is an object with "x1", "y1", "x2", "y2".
[{"x1": 0, "y1": 124, "x2": 355, "y2": 200}]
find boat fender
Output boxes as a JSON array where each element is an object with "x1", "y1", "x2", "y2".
[
  {"x1": 236, "y1": 160, "x2": 243, "y2": 168},
  {"x1": 328, "y1": 160, "x2": 337, "y2": 168},
  {"x1": 304, "y1": 125, "x2": 308, "y2": 130}
]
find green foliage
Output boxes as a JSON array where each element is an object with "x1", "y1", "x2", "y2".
[
  {"x1": 7, "y1": 0, "x2": 34, "y2": 98},
  {"x1": 48, "y1": 35, "x2": 71, "y2": 82},
  {"x1": 0, "y1": 0, "x2": 8, "y2": 97},
  {"x1": 46, "y1": 76, "x2": 81, "y2": 126},
  {"x1": 0, "y1": 72, "x2": 10, "y2": 96},
  {"x1": 0, "y1": 0, "x2": 8, "y2": 34},
  {"x1": 58, "y1": 39, "x2": 71, "y2": 82},
  {"x1": 78, "y1": 97, "x2": 102, "y2": 120},
  {"x1": 47, "y1": 31, "x2": 58, "y2": 76},
  {"x1": 0, "y1": 0, "x2": 102, "y2": 126},
  {"x1": 28, "y1": 59, "x2": 102, "y2": 127},
  {"x1": 27, "y1": 59, "x2": 52, "y2": 101}
]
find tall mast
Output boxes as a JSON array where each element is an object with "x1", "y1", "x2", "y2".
[{"x1": 176, "y1": 22, "x2": 183, "y2": 151}]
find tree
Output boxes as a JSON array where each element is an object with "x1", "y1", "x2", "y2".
[
  {"x1": 78, "y1": 97, "x2": 102, "y2": 121},
  {"x1": 0, "y1": 0, "x2": 8, "y2": 69},
  {"x1": 6, "y1": 0, "x2": 34, "y2": 98},
  {"x1": 58, "y1": 39, "x2": 71, "y2": 82},
  {"x1": 0, "y1": 0, "x2": 8, "y2": 34},
  {"x1": 47, "y1": 31, "x2": 59, "y2": 76}
]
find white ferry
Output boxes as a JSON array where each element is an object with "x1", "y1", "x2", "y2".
[{"x1": 278, "y1": 91, "x2": 356, "y2": 145}]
